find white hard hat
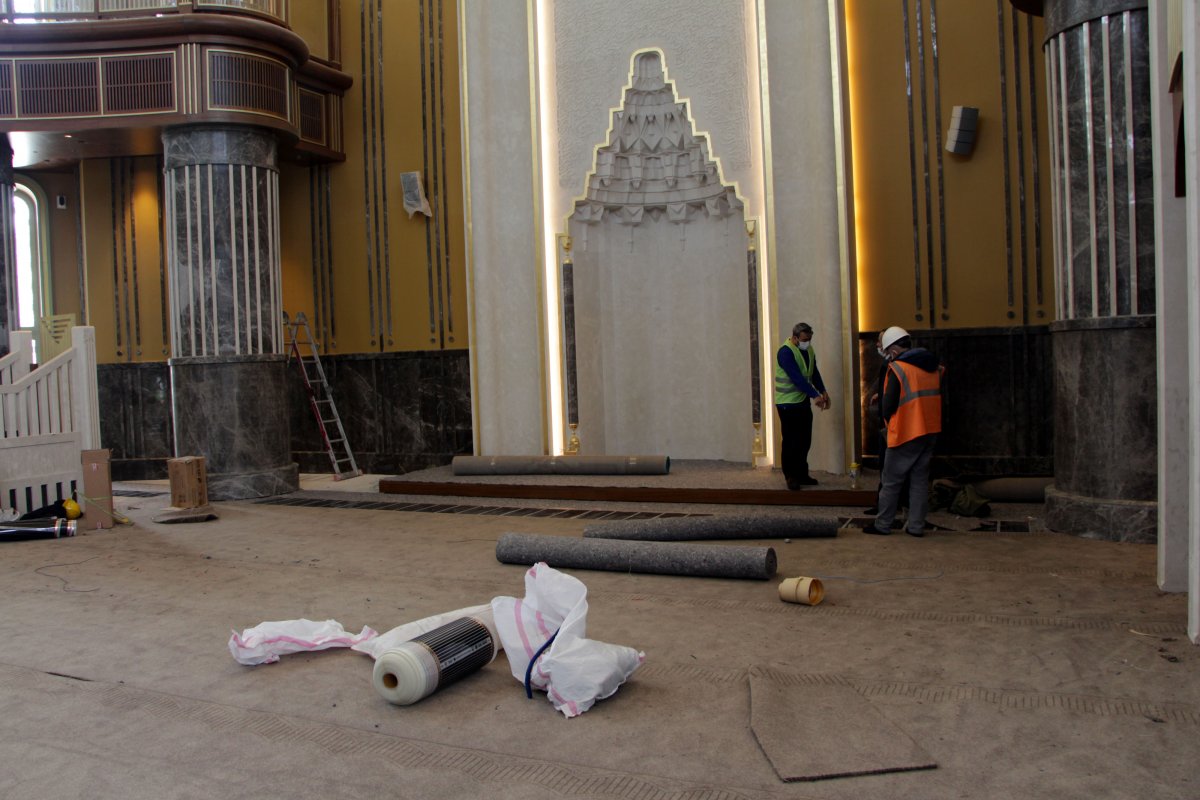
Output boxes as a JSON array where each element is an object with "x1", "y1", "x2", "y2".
[{"x1": 881, "y1": 326, "x2": 910, "y2": 350}]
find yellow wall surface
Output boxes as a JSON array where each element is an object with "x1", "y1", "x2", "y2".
[
  {"x1": 79, "y1": 157, "x2": 169, "y2": 364},
  {"x1": 282, "y1": 0, "x2": 467, "y2": 354},
  {"x1": 847, "y1": 0, "x2": 1053, "y2": 331},
  {"x1": 290, "y1": 0, "x2": 334, "y2": 63}
]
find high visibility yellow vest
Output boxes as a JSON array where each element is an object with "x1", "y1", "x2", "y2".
[
  {"x1": 774, "y1": 340, "x2": 814, "y2": 405},
  {"x1": 885, "y1": 360, "x2": 943, "y2": 447}
]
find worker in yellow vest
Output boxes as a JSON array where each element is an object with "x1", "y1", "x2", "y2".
[
  {"x1": 774, "y1": 322, "x2": 830, "y2": 490},
  {"x1": 865, "y1": 326, "x2": 943, "y2": 537}
]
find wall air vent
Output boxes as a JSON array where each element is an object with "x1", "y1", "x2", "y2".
[
  {"x1": 208, "y1": 50, "x2": 289, "y2": 120},
  {"x1": 103, "y1": 53, "x2": 175, "y2": 114},
  {"x1": 0, "y1": 61, "x2": 12, "y2": 118},
  {"x1": 298, "y1": 88, "x2": 325, "y2": 144},
  {"x1": 18, "y1": 59, "x2": 100, "y2": 117}
]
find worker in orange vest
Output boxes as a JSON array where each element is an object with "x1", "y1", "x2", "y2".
[{"x1": 865, "y1": 326, "x2": 943, "y2": 537}]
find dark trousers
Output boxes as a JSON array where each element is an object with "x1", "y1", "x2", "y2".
[
  {"x1": 777, "y1": 403, "x2": 813, "y2": 483},
  {"x1": 874, "y1": 434, "x2": 937, "y2": 534},
  {"x1": 875, "y1": 431, "x2": 909, "y2": 510}
]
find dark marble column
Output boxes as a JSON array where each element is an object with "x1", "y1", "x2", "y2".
[
  {"x1": 163, "y1": 125, "x2": 297, "y2": 499},
  {"x1": 0, "y1": 137, "x2": 15, "y2": 357},
  {"x1": 1042, "y1": 1, "x2": 1156, "y2": 541}
]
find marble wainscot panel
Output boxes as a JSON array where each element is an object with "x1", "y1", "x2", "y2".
[
  {"x1": 1046, "y1": 316, "x2": 1156, "y2": 541},
  {"x1": 97, "y1": 362, "x2": 174, "y2": 480},
  {"x1": 171, "y1": 354, "x2": 298, "y2": 499},
  {"x1": 856, "y1": 326, "x2": 1054, "y2": 477},
  {"x1": 288, "y1": 350, "x2": 472, "y2": 474}
]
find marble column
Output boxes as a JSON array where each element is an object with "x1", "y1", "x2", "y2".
[
  {"x1": 0, "y1": 137, "x2": 15, "y2": 357},
  {"x1": 163, "y1": 125, "x2": 297, "y2": 499},
  {"x1": 1042, "y1": 1, "x2": 1157, "y2": 541}
]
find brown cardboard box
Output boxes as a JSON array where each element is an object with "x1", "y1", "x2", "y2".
[
  {"x1": 168, "y1": 456, "x2": 208, "y2": 509},
  {"x1": 81, "y1": 449, "x2": 113, "y2": 529}
]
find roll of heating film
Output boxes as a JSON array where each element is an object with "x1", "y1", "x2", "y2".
[{"x1": 373, "y1": 614, "x2": 497, "y2": 705}]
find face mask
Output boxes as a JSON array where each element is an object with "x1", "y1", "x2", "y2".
[
  {"x1": 876, "y1": 347, "x2": 885, "y2": 358},
  {"x1": 797, "y1": 341, "x2": 810, "y2": 351}
]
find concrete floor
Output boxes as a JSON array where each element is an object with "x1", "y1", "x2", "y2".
[{"x1": 2, "y1": 465, "x2": 1198, "y2": 799}]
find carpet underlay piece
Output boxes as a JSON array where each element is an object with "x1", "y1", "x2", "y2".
[{"x1": 748, "y1": 667, "x2": 937, "y2": 782}]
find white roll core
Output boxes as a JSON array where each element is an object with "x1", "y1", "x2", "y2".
[{"x1": 373, "y1": 643, "x2": 438, "y2": 705}]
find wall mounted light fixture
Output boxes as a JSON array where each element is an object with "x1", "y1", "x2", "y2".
[{"x1": 945, "y1": 106, "x2": 979, "y2": 156}]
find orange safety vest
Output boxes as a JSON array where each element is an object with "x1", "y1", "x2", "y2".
[{"x1": 884, "y1": 360, "x2": 943, "y2": 447}]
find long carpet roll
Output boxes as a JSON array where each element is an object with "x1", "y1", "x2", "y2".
[
  {"x1": 583, "y1": 514, "x2": 839, "y2": 541},
  {"x1": 496, "y1": 532, "x2": 777, "y2": 580},
  {"x1": 452, "y1": 455, "x2": 670, "y2": 476}
]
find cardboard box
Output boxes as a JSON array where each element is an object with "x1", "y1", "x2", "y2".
[
  {"x1": 81, "y1": 448, "x2": 113, "y2": 529},
  {"x1": 168, "y1": 456, "x2": 208, "y2": 509}
]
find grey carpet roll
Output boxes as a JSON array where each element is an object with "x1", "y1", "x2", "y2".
[
  {"x1": 496, "y1": 532, "x2": 777, "y2": 580},
  {"x1": 969, "y1": 477, "x2": 1053, "y2": 503},
  {"x1": 452, "y1": 455, "x2": 670, "y2": 476},
  {"x1": 583, "y1": 514, "x2": 839, "y2": 541}
]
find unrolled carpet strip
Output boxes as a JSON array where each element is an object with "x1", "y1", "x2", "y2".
[
  {"x1": 495, "y1": 532, "x2": 777, "y2": 580},
  {"x1": 452, "y1": 455, "x2": 670, "y2": 476},
  {"x1": 748, "y1": 666, "x2": 937, "y2": 781},
  {"x1": 583, "y1": 514, "x2": 839, "y2": 541}
]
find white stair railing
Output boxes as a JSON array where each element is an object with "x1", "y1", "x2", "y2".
[{"x1": 0, "y1": 327, "x2": 100, "y2": 515}]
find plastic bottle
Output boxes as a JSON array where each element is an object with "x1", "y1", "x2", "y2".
[{"x1": 849, "y1": 462, "x2": 861, "y2": 489}]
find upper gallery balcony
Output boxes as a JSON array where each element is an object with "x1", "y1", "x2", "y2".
[
  {"x1": 0, "y1": 0, "x2": 350, "y2": 166},
  {"x1": 0, "y1": 1, "x2": 288, "y2": 26}
]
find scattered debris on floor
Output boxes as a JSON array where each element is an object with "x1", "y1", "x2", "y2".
[
  {"x1": 152, "y1": 504, "x2": 219, "y2": 524},
  {"x1": 748, "y1": 665, "x2": 936, "y2": 781},
  {"x1": 229, "y1": 563, "x2": 644, "y2": 718}
]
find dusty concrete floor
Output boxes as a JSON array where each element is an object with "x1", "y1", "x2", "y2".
[{"x1": 1, "y1": 464, "x2": 1197, "y2": 799}]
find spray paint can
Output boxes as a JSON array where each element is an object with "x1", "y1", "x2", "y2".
[{"x1": 372, "y1": 608, "x2": 498, "y2": 705}]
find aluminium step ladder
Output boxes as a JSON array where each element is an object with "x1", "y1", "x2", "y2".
[{"x1": 284, "y1": 311, "x2": 361, "y2": 480}]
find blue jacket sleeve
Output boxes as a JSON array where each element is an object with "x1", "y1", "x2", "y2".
[
  {"x1": 811, "y1": 363, "x2": 827, "y2": 395},
  {"x1": 777, "y1": 346, "x2": 821, "y2": 399}
]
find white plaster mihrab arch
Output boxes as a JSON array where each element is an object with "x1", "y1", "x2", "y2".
[{"x1": 565, "y1": 50, "x2": 755, "y2": 462}]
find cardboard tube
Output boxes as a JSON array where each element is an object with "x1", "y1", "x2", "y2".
[{"x1": 778, "y1": 576, "x2": 824, "y2": 605}]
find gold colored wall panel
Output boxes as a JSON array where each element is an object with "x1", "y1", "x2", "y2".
[
  {"x1": 847, "y1": 0, "x2": 1053, "y2": 331},
  {"x1": 79, "y1": 157, "x2": 169, "y2": 364},
  {"x1": 290, "y1": 0, "x2": 334, "y2": 64},
  {"x1": 309, "y1": 0, "x2": 466, "y2": 353}
]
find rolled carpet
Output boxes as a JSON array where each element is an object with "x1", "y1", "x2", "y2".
[
  {"x1": 452, "y1": 455, "x2": 670, "y2": 476},
  {"x1": 583, "y1": 514, "x2": 839, "y2": 541},
  {"x1": 496, "y1": 532, "x2": 777, "y2": 580}
]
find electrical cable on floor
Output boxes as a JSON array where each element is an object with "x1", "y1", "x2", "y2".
[
  {"x1": 814, "y1": 571, "x2": 945, "y2": 584},
  {"x1": 34, "y1": 556, "x2": 101, "y2": 592},
  {"x1": 78, "y1": 494, "x2": 132, "y2": 525}
]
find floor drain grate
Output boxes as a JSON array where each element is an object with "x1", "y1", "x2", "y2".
[{"x1": 254, "y1": 495, "x2": 704, "y2": 521}]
